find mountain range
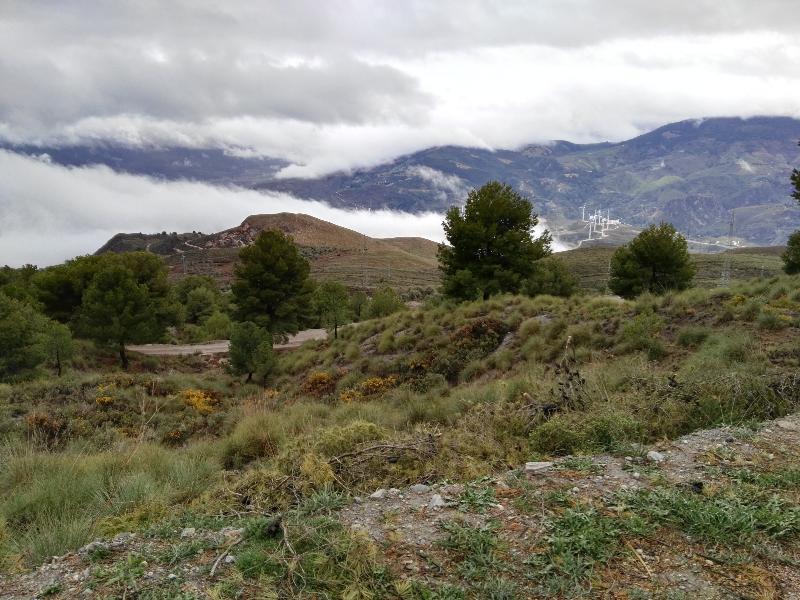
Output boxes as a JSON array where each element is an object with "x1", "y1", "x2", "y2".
[{"x1": 6, "y1": 116, "x2": 800, "y2": 246}]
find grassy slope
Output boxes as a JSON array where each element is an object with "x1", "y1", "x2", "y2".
[
  {"x1": 558, "y1": 245, "x2": 786, "y2": 292},
  {"x1": 2, "y1": 274, "x2": 800, "y2": 596}
]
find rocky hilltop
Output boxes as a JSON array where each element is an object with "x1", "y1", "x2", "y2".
[{"x1": 96, "y1": 213, "x2": 441, "y2": 293}]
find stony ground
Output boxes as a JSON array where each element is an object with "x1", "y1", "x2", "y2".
[{"x1": 4, "y1": 414, "x2": 800, "y2": 599}]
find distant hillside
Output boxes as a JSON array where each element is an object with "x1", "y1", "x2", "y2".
[
  {"x1": 12, "y1": 116, "x2": 800, "y2": 245},
  {"x1": 98, "y1": 212, "x2": 786, "y2": 296},
  {"x1": 259, "y1": 116, "x2": 800, "y2": 246},
  {"x1": 557, "y1": 245, "x2": 787, "y2": 292},
  {"x1": 97, "y1": 213, "x2": 440, "y2": 293}
]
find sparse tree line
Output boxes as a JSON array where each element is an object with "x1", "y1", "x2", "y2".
[
  {"x1": 3, "y1": 156, "x2": 800, "y2": 383},
  {"x1": 0, "y1": 234, "x2": 406, "y2": 383}
]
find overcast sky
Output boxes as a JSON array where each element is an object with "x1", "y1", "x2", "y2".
[{"x1": 2, "y1": 1, "x2": 800, "y2": 265}]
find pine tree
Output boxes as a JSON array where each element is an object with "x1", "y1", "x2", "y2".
[
  {"x1": 228, "y1": 321, "x2": 274, "y2": 383},
  {"x1": 313, "y1": 281, "x2": 351, "y2": 339},
  {"x1": 609, "y1": 223, "x2": 695, "y2": 299},
  {"x1": 438, "y1": 181, "x2": 551, "y2": 300},
  {"x1": 232, "y1": 231, "x2": 312, "y2": 338},
  {"x1": 783, "y1": 231, "x2": 800, "y2": 275},
  {"x1": 0, "y1": 295, "x2": 46, "y2": 381},
  {"x1": 79, "y1": 264, "x2": 161, "y2": 368}
]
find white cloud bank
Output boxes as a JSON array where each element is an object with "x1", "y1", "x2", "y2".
[
  {"x1": 0, "y1": 150, "x2": 561, "y2": 267},
  {"x1": 0, "y1": 151, "x2": 446, "y2": 267},
  {"x1": 2, "y1": 3, "x2": 800, "y2": 177}
]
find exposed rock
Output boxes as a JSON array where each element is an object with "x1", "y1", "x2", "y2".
[
  {"x1": 428, "y1": 494, "x2": 446, "y2": 510},
  {"x1": 78, "y1": 541, "x2": 109, "y2": 557},
  {"x1": 219, "y1": 527, "x2": 245, "y2": 543},
  {"x1": 180, "y1": 527, "x2": 196, "y2": 539},
  {"x1": 410, "y1": 484, "x2": 431, "y2": 494},
  {"x1": 370, "y1": 488, "x2": 388, "y2": 500},
  {"x1": 647, "y1": 450, "x2": 666, "y2": 463},
  {"x1": 524, "y1": 461, "x2": 554, "y2": 474}
]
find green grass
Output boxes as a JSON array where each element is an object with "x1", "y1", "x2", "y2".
[
  {"x1": 0, "y1": 441, "x2": 218, "y2": 563},
  {"x1": 438, "y1": 519, "x2": 503, "y2": 580},
  {"x1": 231, "y1": 511, "x2": 392, "y2": 597},
  {"x1": 621, "y1": 486, "x2": 800, "y2": 544},
  {"x1": 456, "y1": 478, "x2": 497, "y2": 514},
  {"x1": 526, "y1": 504, "x2": 649, "y2": 596},
  {"x1": 2, "y1": 270, "x2": 800, "y2": 581},
  {"x1": 557, "y1": 246, "x2": 785, "y2": 292}
]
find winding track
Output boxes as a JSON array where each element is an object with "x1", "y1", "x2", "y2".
[{"x1": 127, "y1": 328, "x2": 327, "y2": 356}]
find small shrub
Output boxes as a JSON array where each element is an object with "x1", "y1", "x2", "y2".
[
  {"x1": 377, "y1": 330, "x2": 395, "y2": 354},
  {"x1": 675, "y1": 326, "x2": 710, "y2": 348},
  {"x1": 313, "y1": 420, "x2": 386, "y2": 457},
  {"x1": 580, "y1": 413, "x2": 641, "y2": 452},
  {"x1": 180, "y1": 389, "x2": 217, "y2": 414},
  {"x1": 220, "y1": 415, "x2": 287, "y2": 469},
  {"x1": 25, "y1": 413, "x2": 67, "y2": 448},
  {"x1": 740, "y1": 299, "x2": 762, "y2": 321},
  {"x1": 405, "y1": 372, "x2": 448, "y2": 394},
  {"x1": 301, "y1": 371, "x2": 338, "y2": 397},
  {"x1": 620, "y1": 311, "x2": 664, "y2": 349},
  {"x1": 757, "y1": 311, "x2": 788, "y2": 331},
  {"x1": 529, "y1": 417, "x2": 582, "y2": 455},
  {"x1": 358, "y1": 375, "x2": 398, "y2": 397},
  {"x1": 518, "y1": 317, "x2": 542, "y2": 339},
  {"x1": 338, "y1": 389, "x2": 363, "y2": 403}
]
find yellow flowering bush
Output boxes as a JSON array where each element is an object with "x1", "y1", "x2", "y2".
[
  {"x1": 181, "y1": 389, "x2": 217, "y2": 414},
  {"x1": 339, "y1": 389, "x2": 363, "y2": 403},
  {"x1": 358, "y1": 375, "x2": 398, "y2": 396},
  {"x1": 301, "y1": 371, "x2": 337, "y2": 397},
  {"x1": 339, "y1": 376, "x2": 398, "y2": 403},
  {"x1": 94, "y1": 381, "x2": 116, "y2": 406}
]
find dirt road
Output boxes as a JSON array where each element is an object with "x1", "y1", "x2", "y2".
[{"x1": 127, "y1": 328, "x2": 327, "y2": 356}]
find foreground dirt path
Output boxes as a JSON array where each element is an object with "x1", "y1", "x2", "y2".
[
  {"x1": 4, "y1": 414, "x2": 800, "y2": 598},
  {"x1": 127, "y1": 328, "x2": 327, "y2": 355}
]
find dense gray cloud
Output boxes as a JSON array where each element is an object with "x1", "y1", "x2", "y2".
[
  {"x1": 1, "y1": 1, "x2": 799, "y2": 262},
  {"x1": 2, "y1": 1, "x2": 800, "y2": 174}
]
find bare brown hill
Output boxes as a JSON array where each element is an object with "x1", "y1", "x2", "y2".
[{"x1": 97, "y1": 213, "x2": 441, "y2": 293}]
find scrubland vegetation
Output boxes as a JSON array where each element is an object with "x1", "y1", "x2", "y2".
[
  {"x1": 1, "y1": 270, "x2": 800, "y2": 597},
  {"x1": 2, "y1": 180, "x2": 800, "y2": 597}
]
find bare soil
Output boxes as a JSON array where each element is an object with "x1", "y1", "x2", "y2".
[{"x1": 127, "y1": 329, "x2": 328, "y2": 356}]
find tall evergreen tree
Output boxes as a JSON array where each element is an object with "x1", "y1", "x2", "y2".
[
  {"x1": 785, "y1": 154, "x2": 800, "y2": 275},
  {"x1": 79, "y1": 264, "x2": 161, "y2": 369},
  {"x1": 232, "y1": 231, "x2": 312, "y2": 338},
  {"x1": 312, "y1": 281, "x2": 351, "y2": 339},
  {"x1": 438, "y1": 181, "x2": 551, "y2": 300},
  {"x1": 34, "y1": 252, "x2": 177, "y2": 328},
  {"x1": 609, "y1": 223, "x2": 695, "y2": 299},
  {"x1": 228, "y1": 321, "x2": 274, "y2": 383},
  {"x1": 0, "y1": 295, "x2": 46, "y2": 381},
  {"x1": 42, "y1": 321, "x2": 73, "y2": 376}
]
